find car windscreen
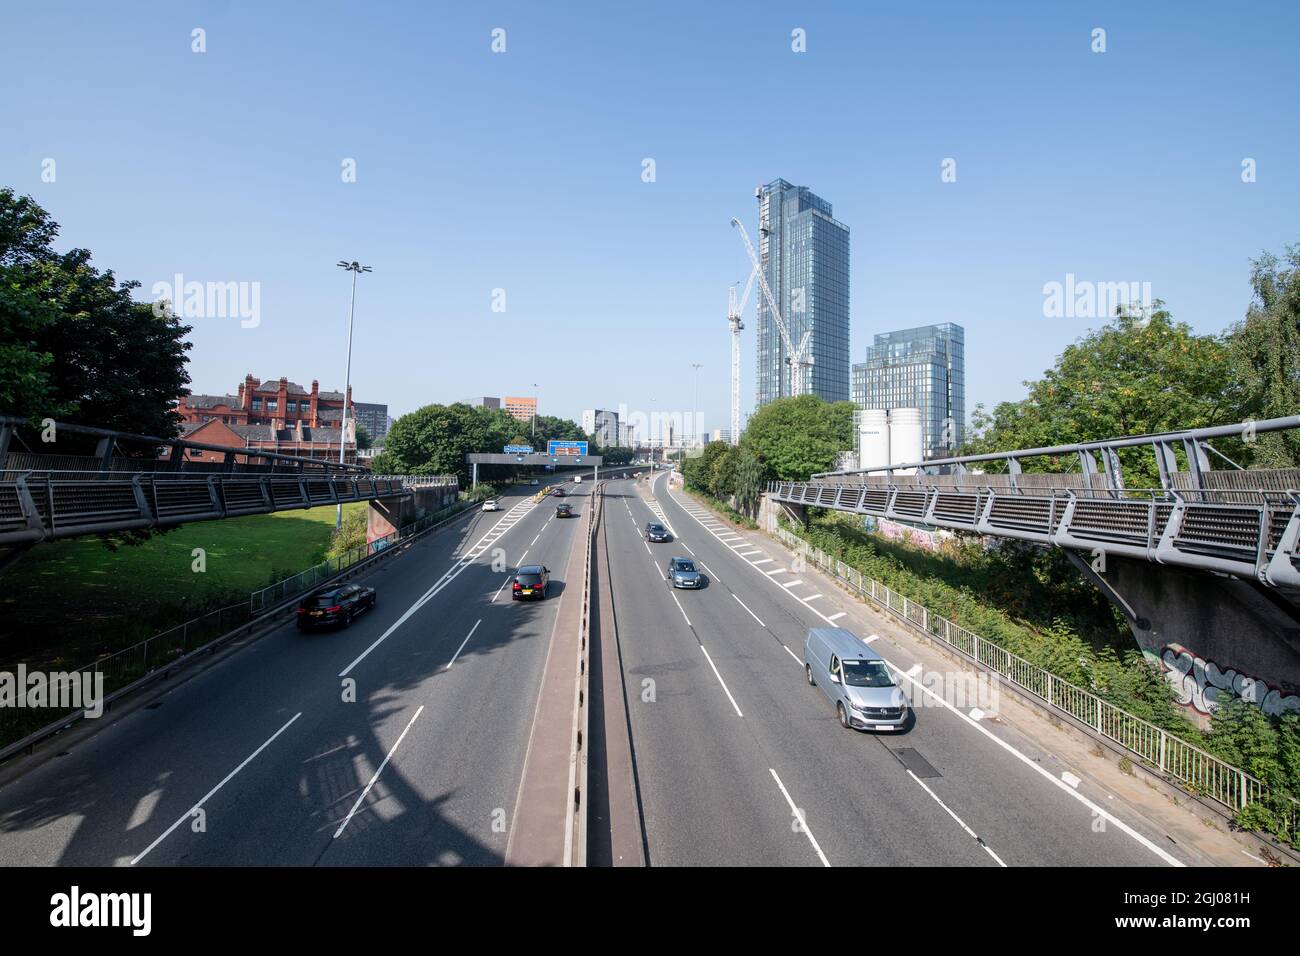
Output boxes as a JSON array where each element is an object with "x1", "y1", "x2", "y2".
[
  {"x1": 671, "y1": 560, "x2": 695, "y2": 572},
  {"x1": 516, "y1": 573, "x2": 542, "y2": 585},
  {"x1": 841, "y1": 659, "x2": 893, "y2": 687},
  {"x1": 648, "y1": 524, "x2": 664, "y2": 532}
]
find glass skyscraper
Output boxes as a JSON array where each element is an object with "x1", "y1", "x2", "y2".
[
  {"x1": 851, "y1": 323, "x2": 965, "y2": 459},
  {"x1": 755, "y1": 179, "x2": 851, "y2": 406}
]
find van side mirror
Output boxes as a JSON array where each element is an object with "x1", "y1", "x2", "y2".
[{"x1": 830, "y1": 674, "x2": 841, "y2": 685}]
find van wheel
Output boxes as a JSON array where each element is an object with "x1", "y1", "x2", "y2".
[
  {"x1": 805, "y1": 664, "x2": 815, "y2": 686},
  {"x1": 836, "y1": 702, "x2": 849, "y2": 729}
]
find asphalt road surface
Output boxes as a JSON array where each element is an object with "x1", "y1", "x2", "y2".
[
  {"x1": 601, "y1": 471, "x2": 1186, "y2": 867},
  {"x1": 0, "y1": 481, "x2": 591, "y2": 866}
]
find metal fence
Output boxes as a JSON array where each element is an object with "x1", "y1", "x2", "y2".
[
  {"x1": 0, "y1": 496, "x2": 476, "y2": 754},
  {"x1": 772, "y1": 523, "x2": 1300, "y2": 841}
]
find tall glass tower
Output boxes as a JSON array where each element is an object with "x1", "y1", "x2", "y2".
[
  {"x1": 851, "y1": 323, "x2": 965, "y2": 459},
  {"x1": 755, "y1": 180, "x2": 851, "y2": 406}
]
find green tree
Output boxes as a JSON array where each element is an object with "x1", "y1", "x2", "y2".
[
  {"x1": 1227, "y1": 246, "x2": 1300, "y2": 467},
  {"x1": 0, "y1": 187, "x2": 192, "y2": 438},
  {"x1": 354, "y1": 423, "x2": 373, "y2": 450},
  {"x1": 960, "y1": 306, "x2": 1237, "y2": 487},
  {"x1": 732, "y1": 446, "x2": 764, "y2": 516},
  {"x1": 740, "y1": 395, "x2": 855, "y2": 482},
  {"x1": 370, "y1": 403, "x2": 493, "y2": 485}
]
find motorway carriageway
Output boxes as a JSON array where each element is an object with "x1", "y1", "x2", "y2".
[
  {"x1": 0, "y1": 481, "x2": 591, "y2": 866},
  {"x1": 603, "y1": 471, "x2": 1187, "y2": 867}
]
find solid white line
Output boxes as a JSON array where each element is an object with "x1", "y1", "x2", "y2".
[
  {"x1": 700, "y1": 645, "x2": 743, "y2": 717},
  {"x1": 670, "y1": 591, "x2": 692, "y2": 627},
  {"x1": 493, "y1": 575, "x2": 511, "y2": 602},
  {"x1": 681, "y1": 543, "x2": 695, "y2": 555},
  {"x1": 783, "y1": 645, "x2": 802, "y2": 665},
  {"x1": 530, "y1": 533, "x2": 541, "y2": 546},
  {"x1": 732, "y1": 593, "x2": 766, "y2": 627},
  {"x1": 518, "y1": 550, "x2": 528, "y2": 563},
  {"x1": 334, "y1": 705, "x2": 425, "y2": 839},
  {"x1": 699, "y1": 561, "x2": 720, "y2": 583},
  {"x1": 826, "y1": 611, "x2": 846, "y2": 622},
  {"x1": 906, "y1": 769, "x2": 1006, "y2": 867},
  {"x1": 445, "y1": 619, "x2": 482, "y2": 669},
  {"x1": 769, "y1": 769, "x2": 830, "y2": 867},
  {"x1": 131, "y1": 712, "x2": 302, "y2": 865}
]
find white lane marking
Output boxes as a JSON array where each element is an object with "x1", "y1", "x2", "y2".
[
  {"x1": 445, "y1": 619, "x2": 482, "y2": 669},
  {"x1": 802, "y1": 593, "x2": 823, "y2": 602},
  {"x1": 338, "y1": 498, "x2": 537, "y2": 676},
  {"x1": 670, "y1": 591, "x2": 692, "y2": 627},
  {"x1": 906, "y1": 663, "x2": 923, "y2": 678},
  {"x1": 732, "y1": 594, "x2": 766, "y2": 627},
  {"x1": 700, "y1": 645, "x2": 743, "y2": 717},
  {"x1": 1060, "y1": 771, "x2": 1081, "y2": 789},
  {"x1": 518, "y1": 550, "x2": 529, "y2": 563},
  {"x1": 493, "y1": 575, "x2": 512, "y2": 602},
  {"x1": 780, "y1": 579, "x2": 803, "y2": 589},
  {"x1": 334, "y1": 705, "x2": 425, "y2": 839},
  {"x1": 751, "y1": 558, "x2": 773, "y2": 566},
  {"x1": 738, "y1": 549, "x2": 763, "y2": 557},
  {"x1": 1241, "y1": 849, "x2": 1269, "y2": 865},
  {"x1": 132, "y1": 712, "x2": 302, "y2": 865},
  {"x1": 530, "y1": 532, "x2": 541, "y2": 546},
  {"x1": 969, "y1": 707, "x2": 986, "y2": 721},
  {"x1": 769, "y1": 769, "x2": 830, "y2": 867},
  {"x1": 682, "y1": 543, "x2": 696, "y2": 555},
  {"x1": 863, "y1": 634, "x2": 879, "y2": 644},
  {"x1": 892, "y1": 666, "x2": 1184, "y2": 867},
  {"x1": 664, "y1": 476, "x2": 1185, "y2": 867},
  {"x1": 765, "y1": 568, "x2": 787, "y2": 576},
  {"x1": 782, "y1": 645, "x2": 802, "y2": 665},
  {"x1": 643, "y1": 540, "x2": 653, "y2": 556},
  {"x1": 826, "y1": 612, "x2": 846, "y2": 622},
  {"x1": 906, "y1": 769, "x2": 1006, "y2": 867}
]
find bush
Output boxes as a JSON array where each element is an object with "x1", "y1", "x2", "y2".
[{"x1": 327, "y1": 508, "x2": 369, "y2": 560}]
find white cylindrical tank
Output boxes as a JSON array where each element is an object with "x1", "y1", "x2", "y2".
[
  {"x1": 888, "y1": 407, "x2": 923, "y2": 475},
  {"x1": 858, "y1": 409, "x2": 891, "y2": 471}
]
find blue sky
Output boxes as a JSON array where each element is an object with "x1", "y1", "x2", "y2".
[{"x1": 2, "y1": 1, "x2": 1297, "y2": 436}]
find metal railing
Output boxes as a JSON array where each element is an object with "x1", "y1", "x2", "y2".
[
  {"x1": 567, "y1": 481, "x2": 602, "y2": 866},
  {"x1": 767, "y1": 479, "x2": 1300, "y2": 589},
  {"x1": 0, "y1": 495, "x2": 477, "y2": 756},
  {"x1": 771, "y1": 523, "x2": 1300, "y2": 841},
  {"x1": 0, "y1": 470, "x2": 456, "y2": 546}
]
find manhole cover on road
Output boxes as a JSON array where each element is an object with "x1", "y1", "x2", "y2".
[{"x1": 890, "y1": 747, "x2": 941, "y2": 779}]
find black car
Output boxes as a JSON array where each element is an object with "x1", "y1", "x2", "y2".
[
  {"x1": 512, "y1": 565, "x2": 551, "y2": 600},
  {"x1": 555, "y1": 503, "x2": 574, "y2": 518},
  {"x1": 297, "y1": 584, "x2": 376, "y2": 630},
  {"x1": 645, "y1": 522, "x2": 671, "y2": 543},
  {"x1": 553, "y1": 487, "x2": 566, "y2": 497}
]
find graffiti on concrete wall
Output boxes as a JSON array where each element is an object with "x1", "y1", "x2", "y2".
[{"x1": 1161, "y1": 643, "x2": 1300, "y2": 717}]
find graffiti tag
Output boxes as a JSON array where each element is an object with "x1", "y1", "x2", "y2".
[{"x1": 1161, "y1": 643, "x2": 1300, "y2": 717}]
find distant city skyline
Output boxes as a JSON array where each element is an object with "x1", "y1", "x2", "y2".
[{"x1": 2, "y1": 5, "x2": 1295, "y2": 437}]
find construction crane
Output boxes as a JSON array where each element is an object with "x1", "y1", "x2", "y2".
[
  {"x1": 727, "y1": 268, "x2": 756, "y2": 446},
  {"x1": 730, "y1": 217, "x2": 813, "y2": 399}
]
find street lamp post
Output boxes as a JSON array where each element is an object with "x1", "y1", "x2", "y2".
[
  {"x1": 530, "y1": 383, "x2": 539, "y2": 441},
  {"x1": 691, "y1": 363, "x2": 702, "y2": 448},
  {"x1": 336, "y1": 259, "x2": 371, "y2": 529}
]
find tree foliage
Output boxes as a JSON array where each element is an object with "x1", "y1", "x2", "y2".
[
  {"x1": 0, "y1": 187, "x2": 192, "y2": 440},
  {"x1": 740, "y1": 395, "x2": 855, "y2": 482}
]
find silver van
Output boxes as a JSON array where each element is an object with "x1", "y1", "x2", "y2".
[{"x1": 804, "y1": 627, "x2": 909, "y2": 731}]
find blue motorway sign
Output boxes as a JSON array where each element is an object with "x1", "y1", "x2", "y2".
[
  {"x1": 504, "y1": 444, "x2": 534, "y2": 454},
  {"x1": 546, "y1": 440, "x2": 589, "y2": 457}
]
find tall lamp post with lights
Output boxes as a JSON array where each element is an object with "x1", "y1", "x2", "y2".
[{"x1": 336, "y1": 259, "x2": 371, "y2": 529}]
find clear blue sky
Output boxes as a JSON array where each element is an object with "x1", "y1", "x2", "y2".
[{"x1": 2, "y1": 1, "x2": 1297, "y2": 435}]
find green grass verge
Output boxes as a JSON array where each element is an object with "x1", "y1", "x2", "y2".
[{"x1": 1, "y1": 502, "x2": 368, "y2": 670}]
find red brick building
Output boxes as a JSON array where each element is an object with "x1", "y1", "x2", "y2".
[{"x1": 170, "y1": 375, "x2": 359, "y2": 464}]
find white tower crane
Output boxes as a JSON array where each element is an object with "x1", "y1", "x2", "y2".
[
  {"x1": 727, "y1": 268, "x2": 756, "y2": 446},
  {"x1": 730, "y1": 217, "x2": 813, "y2": 399}
]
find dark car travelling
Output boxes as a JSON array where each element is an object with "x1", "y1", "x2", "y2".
[
  {"x1": 645, "y1": 522, "x2": 671, "y2": 543},
  {"x1": 555, "y1": 503, "x2": 574, "y2": 518},
  {"x1": 512, "y1": 565, "x2": 551, "y2": 600},
  {"x1": 297, "y1": 584, "x2": 376, "y2": 630}
]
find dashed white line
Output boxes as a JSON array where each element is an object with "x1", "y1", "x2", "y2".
[
  {"x1": 769, "y1": 769, "x2": 830, "y2": 867},
  {"x1": 445, "y1": 619, "x2": 482, "y2": 669},
  {"x1": 334, "y1": 705, "x2": 425, "y2": 839},
  {"x1": 670, "y1": 591, "x2": 692, "y2": 627},
  {"x1": 132, "y1": 712, "x2": 302, "y2": 865},
  {"x1": 699, "y1": 561, "x2": 720, "y2": 583},
  {"x1": 732, "y1": 594, "x2": 766, "y2": 627},
  {"x1": 905, "y1": 769, "x2": 1006, "y2": 867},
  {"x1": 700, "y1": 645, "x2": 743, "y2": 717}
]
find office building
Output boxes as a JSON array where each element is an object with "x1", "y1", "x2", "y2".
[
  {"x1": 463, "y1": 396, "x2": 501, "y2": 410},
  {"x1": 353, "y1": 402, "x2": 389, "y2": 442},
  {"x1": 504, "y1": 396, "x2": 537, "y2": 424},
  {"x1": 755, "y1": 179, "x2": 851, "y2": 406},
  {"x1": 581, "y1": 408, "x2": 621, "y2": 448},
  {"x1": 851, "y1": 323, "x2": 965, "y2": 459}
]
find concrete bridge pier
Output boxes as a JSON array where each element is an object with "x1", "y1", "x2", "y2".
[
  {"x1": 1096, "y1": 556, "x2": 1300, "y2": 724},
  {"x1": 368, "y1": 483, "x2": 459, "y2": 545}
]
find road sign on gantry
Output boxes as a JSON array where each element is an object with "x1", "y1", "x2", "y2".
[{"x1": 546, "y1": 440, "x2": 589, "y2": 457}]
